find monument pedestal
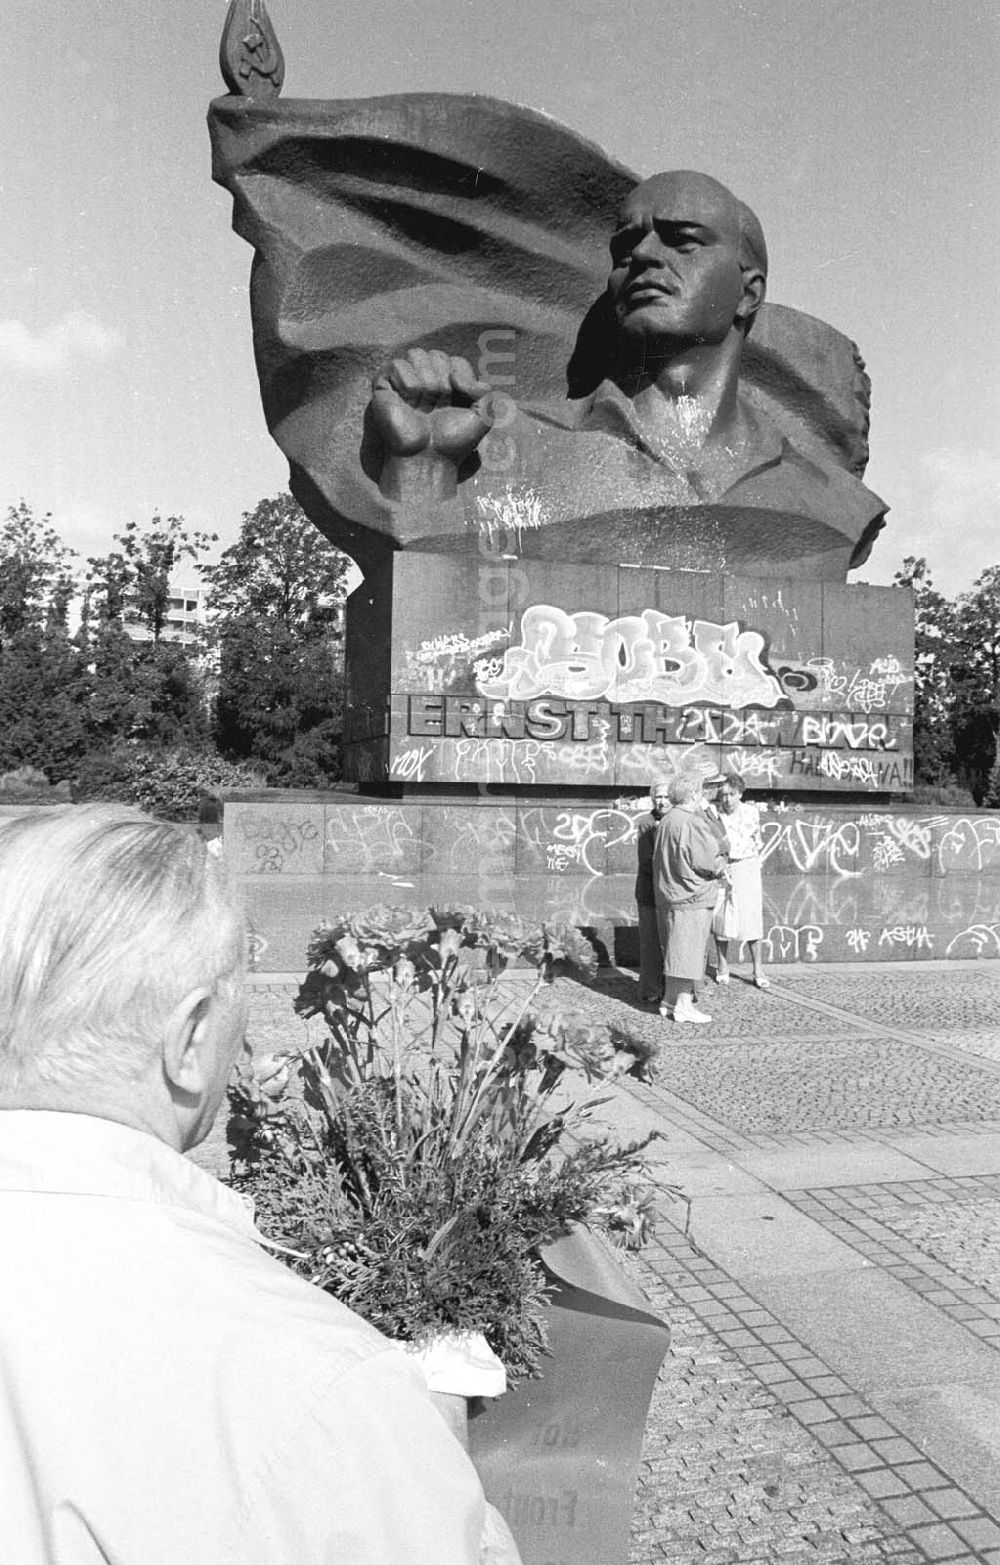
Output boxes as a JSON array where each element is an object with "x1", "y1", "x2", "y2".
[{"x1": 343, "y1": 551, "x2": 913, "y2": 795}]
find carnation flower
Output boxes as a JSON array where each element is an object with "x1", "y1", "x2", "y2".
[
  {"x1": 252, "y1": 1052, "x2": 294, "y2": 1100},
  {"x1": 392, "y1": 957, "x2": 417, "y2": 989},
  {"x1": 451, "y1": 989, "x2": 478, "y2": 1027},
  {"x1": 461, "y1": 910, "x2": 532, "y2": 960},
  {"x1": 522, "y1": 923, "x2": 599, "y2": 982},
  {"x1": 347, "y1": 906, "x2": 435, "y2": 952},
  {"x1": 334, "y1": 933, "x2": 368, "y2": 971},
  {"x1": 598, "y1": 1178, "x2": 658, "y2": 1250},
  {"x1": 435, "y1": 927, "x2": 463, "y2": 962}
]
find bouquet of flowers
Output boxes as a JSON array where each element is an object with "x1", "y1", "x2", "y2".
[{"x1": 228, "y1": 905, "x2": 660, "y2": 1381}]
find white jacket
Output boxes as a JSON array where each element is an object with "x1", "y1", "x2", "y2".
[{"x1": 0, "y1": 1110, "x2": 520, "y2": 1565}]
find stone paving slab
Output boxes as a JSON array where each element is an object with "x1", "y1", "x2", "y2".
[
  {"x1": 726, "y1": 1141, "x2": 937, "y2": 1191},
  {"x1": 866, "y1": 1132, "x2": 1000, "y2": 1179},
  {"x1": 930, "y1": 1029, "x2": 1000, "y2": 1065},
  {"x1": 733, "y1": 1266, "x2": 1000, "y2": 1523},
  {"x1": 784, "y1": 1182, "x2": 1000, "y2": 1344},
  {"x1": 625, "y1": 1238, "x2": 924, "y2": 1565},
  {"x1": 624, "y1": 1229, "x2": 983, "y2": 1565}
]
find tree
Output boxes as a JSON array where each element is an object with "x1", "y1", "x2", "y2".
[
  {"x1": 951, "y1": 566, "x2": 1000, "y2": 804},
  {"x1": 0, "y1": 502, "x2": 89, "y2": 779},
  {"x1": 893, "y1": 557, "x2": 959, "y2": 789},
  {"x1": 203, "y1": 495, "x2": 350, "y2": 786},
  {"x1": 79, "y1": 514, "x2": 216, "y2": 753},
  {"x1": 0, "y1": 500, "x2": 77, "y2": 646},
  {"x1": 83, "y1": 630, "x2": 210, "y2": 751},
  {"x1": 0, "y1": 624, "x2": 90, "y2": 779},
  {"x1": 202, "y1": 493, "x2": 348, "y2": 629},
  {"x1": 83, "y1": 513, "x2": 216, "y2": 642}
]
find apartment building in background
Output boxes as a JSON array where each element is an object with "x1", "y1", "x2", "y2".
[
  {"x1": 123, "y1": 585, "x2": 209, "y2": 645},
  {"x1": 122, "y1": 583, "x2": 346, "y2": 646}
]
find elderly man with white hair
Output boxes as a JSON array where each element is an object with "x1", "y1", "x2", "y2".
[
  {"x1": 0, "y1": 805, "x2": 519, "y2": 1565},
  {"x1": 652, "y1": 774, "x2": 729, "y2": 1025}
]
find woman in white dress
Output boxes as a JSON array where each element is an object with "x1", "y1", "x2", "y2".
[{"x1": 712, "y1": 775, "x2": 769, "y2": 989}]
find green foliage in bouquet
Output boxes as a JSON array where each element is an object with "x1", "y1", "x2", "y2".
[{"x1": 228, "y1": 905, "x2": 660, "y2": 1381}]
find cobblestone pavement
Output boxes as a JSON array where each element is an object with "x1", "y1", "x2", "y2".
[
  {"x1": 624, "y1": 1238, "x2": 924, "y2": 1565},
  {"x1": 644, "y1": 1035, "x2": 1000, "y2": 1136},
  {"x1": 218, "y1": 961, "x2": 1000, "y2": 1564},
  {"x1": 889, "y1": 1197, "x2": 1000, "y2": 1300}
]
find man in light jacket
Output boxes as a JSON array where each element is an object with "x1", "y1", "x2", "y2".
[{"x1": 0, "y1": 804, "x2": 519, "y2": 1565}]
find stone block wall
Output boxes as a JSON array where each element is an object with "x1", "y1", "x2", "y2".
[{"x1": 222, "y1": 793, "x2": 1000, "y2": 974}]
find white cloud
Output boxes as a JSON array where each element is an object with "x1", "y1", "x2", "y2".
[
  {"x1": 0, "y1": 313, "x2": 122, "y2": 378},
  {"x1": 864, "y1": 445, "x2": 1000, "y2": 595},
  {"x1": 919, "y1": 446, "x2": 1000, "y2": 528},
  {"x1": 56, "y1": 502, "x2": 119, "y2": 562}
]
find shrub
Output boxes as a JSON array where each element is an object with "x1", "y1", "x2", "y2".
[
  {"x1": 910, "y1": 780, "x2": 978, "y2": 809},
  {"x1": 228, "y1": 905, "x2": 662, "y2": 1381},
  {"x1": 0, "y1": 765, "x2": 51, "y2": 793},
  {"x1": 73, "y1": 745, "x2": 267, "y2": 819}
]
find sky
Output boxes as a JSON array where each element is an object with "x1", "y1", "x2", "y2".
[{"x1": 2, "y1": 0, "x2": 997, "y2": 595}]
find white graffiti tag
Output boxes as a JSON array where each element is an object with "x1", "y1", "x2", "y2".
[
  {"x1": 452, "y1": 736, "x2": 542, "y2": 784},
  {"x1": 806, "y1": 657, "x2": 911, "y2": 714},
  {"x1": 389, "y1": 744, "x2": 434, "y2": 783},
  {"x1": 872, "y1": 836, "x2": 905, "y2": 871},
  {"x1": 818, "y1": 753, "x2": 882, "y2": 785},
  {"x1": 760, "y1": 924, "x2": 824, "y2": 963},
  {"x1": 945, "y1": 923, "x2": 1000, "y2": 958},
  {"x1": 878, "y1": 925, "x2": 933, "y2": 951},
  {"x1": 550, "y1": 808, "x2": 639, "y2": 878},
  {"x1": 723, "y1": 747, "x2": 783, "y2": 784},
  {"x1": 476, "y1": 605, "x2": 783, "y2": 708},
  {"x1": 938, "y1": 818, "x2": 1000, "y2": 873},
  {"x1": 760, "y1": 818, "x2": 862, "y2": 879}
]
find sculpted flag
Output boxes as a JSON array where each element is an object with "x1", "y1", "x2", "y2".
[{"x1": 208, "y1": 91, "x2": 880, "y2": 576}]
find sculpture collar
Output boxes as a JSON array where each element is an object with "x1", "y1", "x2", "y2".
[{"x1": 580, "y1": 379, "x2": 785, "y2": 502}]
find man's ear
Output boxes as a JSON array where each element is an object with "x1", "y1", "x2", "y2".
[
  {"x1": 736, "y1": 266, "x2": 766, "y2": 328},
  {"x1": 162, "y1": 987, "x2": 215, "y2": 1095}
]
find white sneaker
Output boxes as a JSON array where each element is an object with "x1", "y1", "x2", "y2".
[{"x1": 674, "y1": 998, "x2": 712, "y2": 1025}]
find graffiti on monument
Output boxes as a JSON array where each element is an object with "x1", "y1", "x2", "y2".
[
  {"x1": 760, "y1": 924, "x2": 825, "y2": 963},
  {"x1": 234, "y1": 801, "x2": 1000, "y2": 897},
  {"x1": 473, "y1": 607, "x2": 784, "y2": 707},
  {"x1": 325, "y1": 804, "x2": 421, "y2": 878},
  {"x1": 382, "y1": 571, "x2": 915, "y2": 793},
  {"x1": 947, "y1": 924, "x2": 1000, "y2": 958},
  {"x1": 402, "y1": 624, "x2": 913, "y2": 719},
  {"x1": 226, "y1": 805, "x2": 325, "y2": 876},
  {"x1": 518, "y1": 802, "x2": 647, "y2": 879},
  {"x1": 937, "y1": 816, "x2": 1000, "y2": 872},
  {"x1": 398, "y1": 698, "x2": 913, "y2": 791}
]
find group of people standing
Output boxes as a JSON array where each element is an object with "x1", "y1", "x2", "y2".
[{"x1": 635, "y1": 773, "x2": 768, "y2": 1025}]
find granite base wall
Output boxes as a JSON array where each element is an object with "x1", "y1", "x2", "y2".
[{"x1": 222, "y1": 792, "x2": 1000, "y2": 974}]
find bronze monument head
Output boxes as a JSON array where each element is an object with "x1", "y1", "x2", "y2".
[{"x1": 607, "y1": 172, "x2": 767, "y2": 364}]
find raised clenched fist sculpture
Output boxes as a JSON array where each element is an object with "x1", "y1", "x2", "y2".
[{"x1": 370, "y1": 349, "x2": 495, "y2": 502}]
